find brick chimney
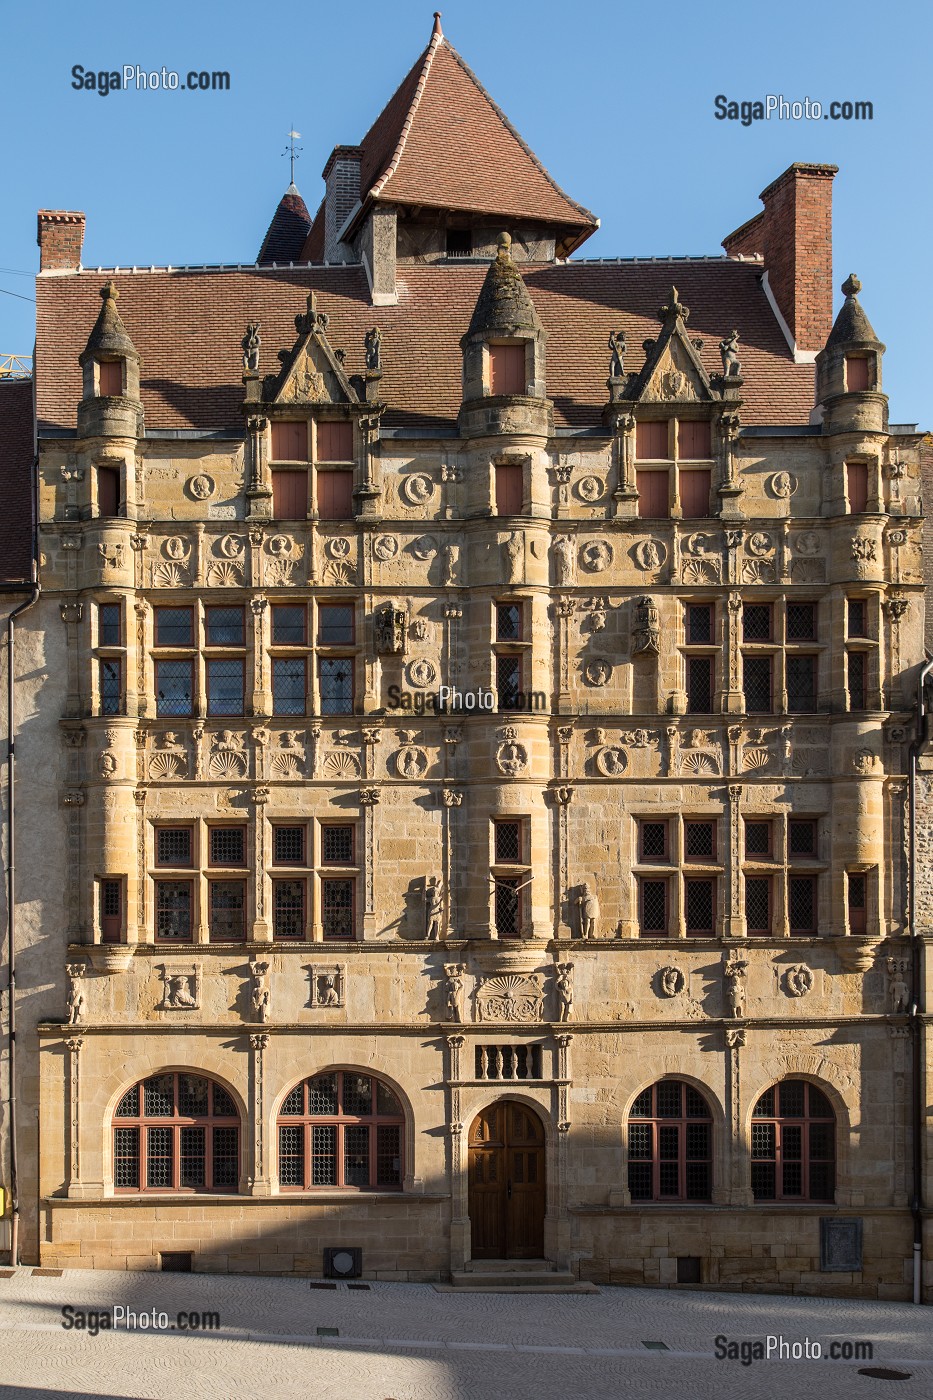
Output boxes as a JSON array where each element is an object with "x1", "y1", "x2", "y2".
[
  {"x1": 722, "y1": 163, "x2": 837, "y2": 356},
  {"x1": 37, "y1": 210, "x2": 86, "y2": 272},
  {"x1": 322, "y1": 147, "x2": 362, "y2": 263}
]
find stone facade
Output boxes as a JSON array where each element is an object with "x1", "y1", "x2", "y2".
[{"x1": 6, "y1": 20, "x2": 931, "y2": 1299}]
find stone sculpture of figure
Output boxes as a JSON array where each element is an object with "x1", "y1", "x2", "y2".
[
  {"x1": 169, "y1": 975, "x2": 197, "y2": 1008},
  {"x1": 365, "y1": 326, "x2": 382, "y2": 372},
  {"x1": 251, "y1": 963, "x2": 270, "y2": 1023},
  {"x1": 375, "y1": 603, "x2": 405, "y2": 655},
  {"x1": 887, "y1": 959, "x2": 910, "y2": 1014},
  {"x1": 555, "y1": 962, "x2": 574, "y2": 1022},
  {"x1": 504, "y1": 530, "x2": 523, "y2": 584},
  {"x1": 444, "y1": 963, "x2": 466, "y2": 1023},
  {"x1": 321, "y1": 973, "x2": 340, "y2": 1007},
  {"x1": 443, "y1": 542, "x2": 458, "y2": 586},
  {"x1": 67, "y1": 977, "x2": 85, "y2": 1026},
  {"x1": 553, "y1": 535, "x2": 575, "y2": 585},
  {"x1": 719, "y1": 328, "x2": 741, "y2": 378},
  {"x1": 608, "y1": 329, "x2": 626, "y2": 379},
  {"x1": 577, "y1": 883, "x2": 600, "y2": 939},
  {"x1": 632, "y1": 594, "x2": 661, "y2": 655},
  {"x1": 425, "y1": 877, "x2": 443, "y2": 940},
  {"x1": 242, "y1": 321, "x2": 261, "y2": 373},
  {"x1": 724, "y1": 957, "x2": 747, "y2": 1018}
]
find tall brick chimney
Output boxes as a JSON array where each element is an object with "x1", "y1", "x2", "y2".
[
  {"x1": 322, "y1": 147, "x2": 363, "y2": 263},
  {"x1": 37, "y1": 210, "x2": 86, "y2": 272},
  {"x1": 722, "y1": 163, "x2": 837, "y2": 356}
]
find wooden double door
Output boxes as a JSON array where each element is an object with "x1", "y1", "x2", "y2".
[{"x1": 468, "y1": 1101, "x2": 546, "y2": 1259}]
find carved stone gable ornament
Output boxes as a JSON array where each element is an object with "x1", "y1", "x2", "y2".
[{"x1": 475, "y1": 973, "x2": 543, "y2": 1023}]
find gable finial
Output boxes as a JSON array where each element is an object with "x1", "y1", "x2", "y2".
[
  {"x1": 101, "y1": 279, "x2": 118, "y2": 303},
  {"x1": 283, "y1": 127, "x2": 302, "y2": 188},
  {"x1": 659, "y1": 286, "x2": 688, "y2": 324},
  {"x1": 841, "y1": 273, "x2": 861, "y2": 299},
  {"x1": 497, "y1": 231, "x2": 512, "y2": 261},
  {"x1": 432, "y1": 11, "x2": 443, "y2": 38}
]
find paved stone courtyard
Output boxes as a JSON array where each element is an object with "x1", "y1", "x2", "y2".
[{"x1": 0, "y1": 1269, "x2": 931, "y2": 1398}]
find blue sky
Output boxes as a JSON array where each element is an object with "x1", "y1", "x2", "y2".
[{"x1": 1, "y1": 0, "x2": 929, "y2": 423}]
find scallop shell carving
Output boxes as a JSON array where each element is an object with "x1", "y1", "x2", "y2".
[
  {"x1": 742, "y1": 747, "x2": 772, "y2": 771},
  {"x1": 148, "y1": 752, "x2": 187, "y2": 780},
  {"x1": 681, "y1": 751, "x2": 717, "y2": 775},
  {"x1": 207, "y1": 561, "x2": 244, "y2": 587},
  {"x1": 682, "y1": 559, "x2": 719, "y2": 584},
  {"x1": 322, "y1": 750, "x2": 361, "y2": 778},
  {"x1": 153, "y1": 562, "x2": 189, "y2": 588},
  {"x1": 271, "y1": 752, "x2": 303, "y2": 777},
  {"x1": 209, "y1": 750, "x2": 248, "y2": 778},
  {"x1": 266, "y1": 558, "x2": 297, "y2": 586}
]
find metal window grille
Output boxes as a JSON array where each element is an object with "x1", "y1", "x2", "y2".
[
  {"x1": 318, "y1": 606, "x2": 354, "y2": 645},
  {"x1": 376, "y1": 1081, "x2": 401, "y2": 1116},
  {"x1": 474, "y1": 1044, "x2": 543, "y2": 1080},
  {"x1": 278, "y1": 1125, "x2": 304, "y2": 1186},
  {"x1": 322, "y1": 878, "x2": 354, "y2": 939},
  {"x1": 280, "y1": 1084, "x2": 304, "y2": 1115},
  {"x1": 312, "y1": 1125, "x2": 338, "y2": 1185},
  {"x1": 100, "y1": 879, "x2": 122, "y2": 941},
  {"x1": 344, "y1": 1125, "x2": 370, "y2": 1186},
  {"x1": 205, "y1": 606, "x2": 244, "y2": 646},
  {"x1": 744, "y1": 821, "x2": 771, "y2": 857},
  {"x1": 144, "y1": 1075, "x2": 175, "y2": 1116},
  {"x1": 146, "y1": 1127, "x2": 173, "y2": 1188},
  {"x1": 494, "y1": 821, "x2": 521, "y2": 863},
  {"x1": 847, "y1": 598, "x2": 867, "y2": 637},
  {"x1": 788, "y1": 876, "x2": 816, "y2": 932},
  {"x1": 179, "y1": 1126, "x2": 206, "y2": 1188},
  {"x1": 496, "y1": 603, "x2": 522, "y2": 640},
  {"x1": 155, "y1": 608, "x2": 192, "y2": 647},
  {"x1": 685, "y1": 604, "x2": 712, "y2": 644},
  {"x1": 342, "y1": 1073, "x2": 373, "y2": 1116},
  {"x1": 786, "y1": 602, "x2": 816, "y2": 640},
  {"x1": 685, "y1": 1087, "x2": 709, "y2": 1118},
  {"x1": 308, "y1": 1074, "x2": 339, "y2": 1115},
  {"x1": 273, "y1": 657, "x2": 305, "y2": 716},
  {"x1": 630, "y1": 1088, "x2": 652, "y2": 1117},
  {"x1": 848, "y1": 872, "x2": 867, "y2": 934},
  {"x1": 177, "y1": 1076, "x2": 208, "y2": 1116},
  {"x1": 684, "y1": 821, "x2": 715, "y2": 860},
  {"x1": 212, "y1": 1127, "x2": 239, "y2": 1189},
  {"x1": 100, "y1": 658, "x2": 122, "y2": 715},
  {"x1": 657, "y1": 1082, "x2": 682, "y2": 1117},
  {"x1": 495, "y1": 877, "x2": 521, "y2": 938},
  {"x1": 273, "y1": 880, "x2": 305, "y2": 939},
  {"x1": 155, "y1": 881, "x2": 191, "y2": 939},
  {"x1": 210, "y1": 827, "x2": 245, "y2": 866},
  {"x1": 322, "y1": 825, "x2": 354, "y2": 865},
  {"x1": 751, "y1": 1080, "x2": 835, "y2": 1202},
  {"x1": 745, "y1": 876, "x2": 771, "y2": 934},
  {"x1": 272, "y1": 605, "x2": 306, "y2": 645},
  {"x1": 686, "y1": 655, "x2": 713, "y2": 713},
  {"x1": 115, "y1": 1085, "x2": 140, "y2": 1117},
  {"x1": 376, "y1": 1124, "x2": 402, "y2": 1185},
  {"x1": 627, "y1": 1081, "x2": 711, "y2": 1202},
  {"x1": 640, "y1": 879, "x2": 667, "y2": 934},
  {"x1": 99, "y1": 603, "x2": 121, "y2": 646},
  {"x1": 685, "y1": 878, "x2": 715, "y2": 935},
  {"x1": 787, "y1": 654, "x2": 817, "y2": 712},
  {"x1": 320, "y1": 658, "x2": 353, "y2": 714},
  {"x1": 156, "y1": 660, "x2": 193, "y2": 717},
  {"x1": 742, "y1": 604, "x2": 772, "y2": 641},
  {"x1": 496, "y1": 654, "x2": 522, "y2": 709},
  {"x1": 157, "y1": 827, "x2": 192, "y2": 866},
  {"x1": 640, "y1": 821, "x2": 667, "y2": 861},
  {"x1": 743, "y1": 656, "x2": 772, "y2": 713},
  {"x1": 274, "y1": 826, "x2": 305, "y2": 864},
  {"x1": 211, "y1": 1085, "x2": 237, "y2": 1117},
  {"x1": 788, "y1": 820, "x2": 817, "y2": 857},
  {"x1": 847, "y1": 651, "x2": 867, "y2": 710},
  {"x1": 209, "y1": 881, "x2": 245, "y2": 942},
  {"x1": 207, "y1": 659, "x2": 244, "y2": 717},
  {"x1": 113, "y1": 1127, "x2": 139, "y2": 1188}
]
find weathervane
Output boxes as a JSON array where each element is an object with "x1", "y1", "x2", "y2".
[{"x1": 283, "y1": 127, "x2": 302, "y2": 185}]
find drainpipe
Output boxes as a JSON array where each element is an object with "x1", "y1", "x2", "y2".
[{"x1": 908, "y1": 655, "x2": 933, "y2": 1304}]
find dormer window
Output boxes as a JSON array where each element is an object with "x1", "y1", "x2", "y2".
[
  {"x1": 489, "y1": 343, "x2": 525, "y2": 396},
  {"x1": 446, "y1": 228, "x2": 473, "y2": 259},
  {"x1": 98, "y1": 360, "x2": 123, "y2": 395},
  {"x1": 845, "y1": 355, "x2": 871, "y2": 392}
]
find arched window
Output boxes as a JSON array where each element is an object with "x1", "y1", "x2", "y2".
[
  {"x1": 628, "y1": 1079, "x2": 712, "y2": 1201},
  {"x1": 113, "y1": 1073, "x2": 239, "y2": 1193},
  {"x1": 751, "y1": 1079, "x2": 835, "y2": 1202},
  {"x1": 278, "y1": 1070, "x2": 404, "y2": 1190}
]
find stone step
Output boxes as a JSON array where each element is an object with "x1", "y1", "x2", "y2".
[{"x1": 447, "y1": 1268, "x2": 590, "y2": 1291}]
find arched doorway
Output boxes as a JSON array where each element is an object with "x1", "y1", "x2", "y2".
[{"x1": 468, "y1": 1100, "x2": 546, "y2": 1259}]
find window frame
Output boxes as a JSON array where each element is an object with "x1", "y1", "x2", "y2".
[
  {"x1": 113, "y1": 1073, "x2": 240, "y2": 1195},
  {"x1": 627, "y1": 1079, "x2": 713, "y2": 1203},
  {"x1": 276, "y1": 1071, "x2": 405, "y2": 1192},
  {"x1": 751, "y1": 1080, "x2": 835, "y2": 1203}
]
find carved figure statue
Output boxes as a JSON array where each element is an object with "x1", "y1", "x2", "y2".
[
  {"x1": 719, "y1": 328, "x2": 741, "y2": 378},
  {"x1": 608, "y1": 329, "x2": 626, "y2": 379},
  {"x1": 632, "y1": 594, "x2": 661, "y2": 655},
  {"x1": 443, "y1": 542, "x2": 458, "y2": 586},
  {"x1": 375, "y1": 603, "x2": 406, "y2": 654},
  {"x1": 242, "y1": 321, "x2": 261, "y2": 373},
  {"x1": 444, "y1": 963, "x2": 466, "y2": 1023},
  {"x1": 320, "y1": 973, "x2": 340, "y2": 1007},
  {"x1": 168, "y1": 975, "x2": 198, "y2": 1008},
  {"x1": 251, "y1": 962, "x2": 270, "y2": 1023},
  {"x1": 887, "y1": 958, "x2": 910, "y2": 1014},
  {"x1": 724, "y1": 956, "x2": 747, "y2": 1018},
  {"x1": 504, "y1": 530, "x2": 524, "y2": 584},
  {"x1": 365, "y1": 326, "x2": 382, "y2": 372},
  {"x1": 577, "y1": 883, "x2": 600, "y2": 939},
  {"x1": 553, "y1": 535, "x2": 575, "y2": 585},
  {"x1": 555, "y1": 962, "x2": 574, "y2": 1022},
  {"x1": 66, "y1": 977, "x2": 85, "y2": 1026},
  {"x1": 660, "y1": 966, "x2": 684, "y2": 997},
  {"x1": 425, "y1": 877, "x2": 443, "y2": 941}
]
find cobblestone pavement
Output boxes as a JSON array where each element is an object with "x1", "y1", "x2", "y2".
[{"x1": 0, "y1": 1268, "x2": 931, "y2": 1399}]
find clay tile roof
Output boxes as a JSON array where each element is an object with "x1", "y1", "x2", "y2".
[
  {"x1": 0, "y1": 378, "x2": 35, "y2": 585},
  {"x1": 34, "y1": 259, "x2": 817, "y2": 437},
  {"x1": 257, "y1": 185, "x2": 313, "y2": 266},
  {"x1": 300, "y1": 20, "x2": 597, "y2": 260}
]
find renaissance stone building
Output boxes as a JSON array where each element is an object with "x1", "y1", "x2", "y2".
[{"x1": 5, "y1": 15, "x2": 931, "y2": 1295}]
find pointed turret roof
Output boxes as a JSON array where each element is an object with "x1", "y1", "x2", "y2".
[
  {"x1": 78, "y1": 280, "x2": 139, "y2": 364},
  {"x1": 464, "y1": 232, "x2": 543, "y2": 340},
  {"x1": 300, "y1": 14, "x2": 596, "y2": 260},
  {"x1": 257, "y1": 184, "x2": 313, "y2": 266},
  {"x1": 825, "y1": 273, "x2": 883, "y2": 348}
]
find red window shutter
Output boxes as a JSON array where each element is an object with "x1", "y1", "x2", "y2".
[
  {"x1": 272, "y1": 470, "x2": 308, "y2": 520},
  {"x1": 318, "y1": 471, "x2": 354, "y2": 520},
  {"x1": 636, "y1": 421, "x2": 669, "y2": 459},
  {"x1": 316, "y1": 421, "x2": 353, "y2": 462},
  {"x1": 98, "y1": 466, "x2": 120, "y2": 516},
  {"x1": 490, "y1": 344, "x2": 526, "y2": 395},
  {"x1": 678, "y1": 420, "x2": 711, "y2": 459},
  {"x1": 680, "y1": 469, "x2": 711, "y2": 519},
  {"x1": 636, "y1": 470, "x2": 669, "y2": 518},
  {"x1": 98, "y1": 360, "x2": 122, "y2": 395},
  {"x1": 271, "y1": 421, "x2": 308, "y2": 461},
  {"x1": 845, "y1": 356, "x2": 871, "y2": 391},
  {"x1": 100, "y1": 880, "x2": 122, "y2": 943},
  {"x1": 495, "y1": 463, "x2": 524, "y2": 515},
  {"x1": 847, "y1": 462, "x2": 868, "y2": 513}
]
